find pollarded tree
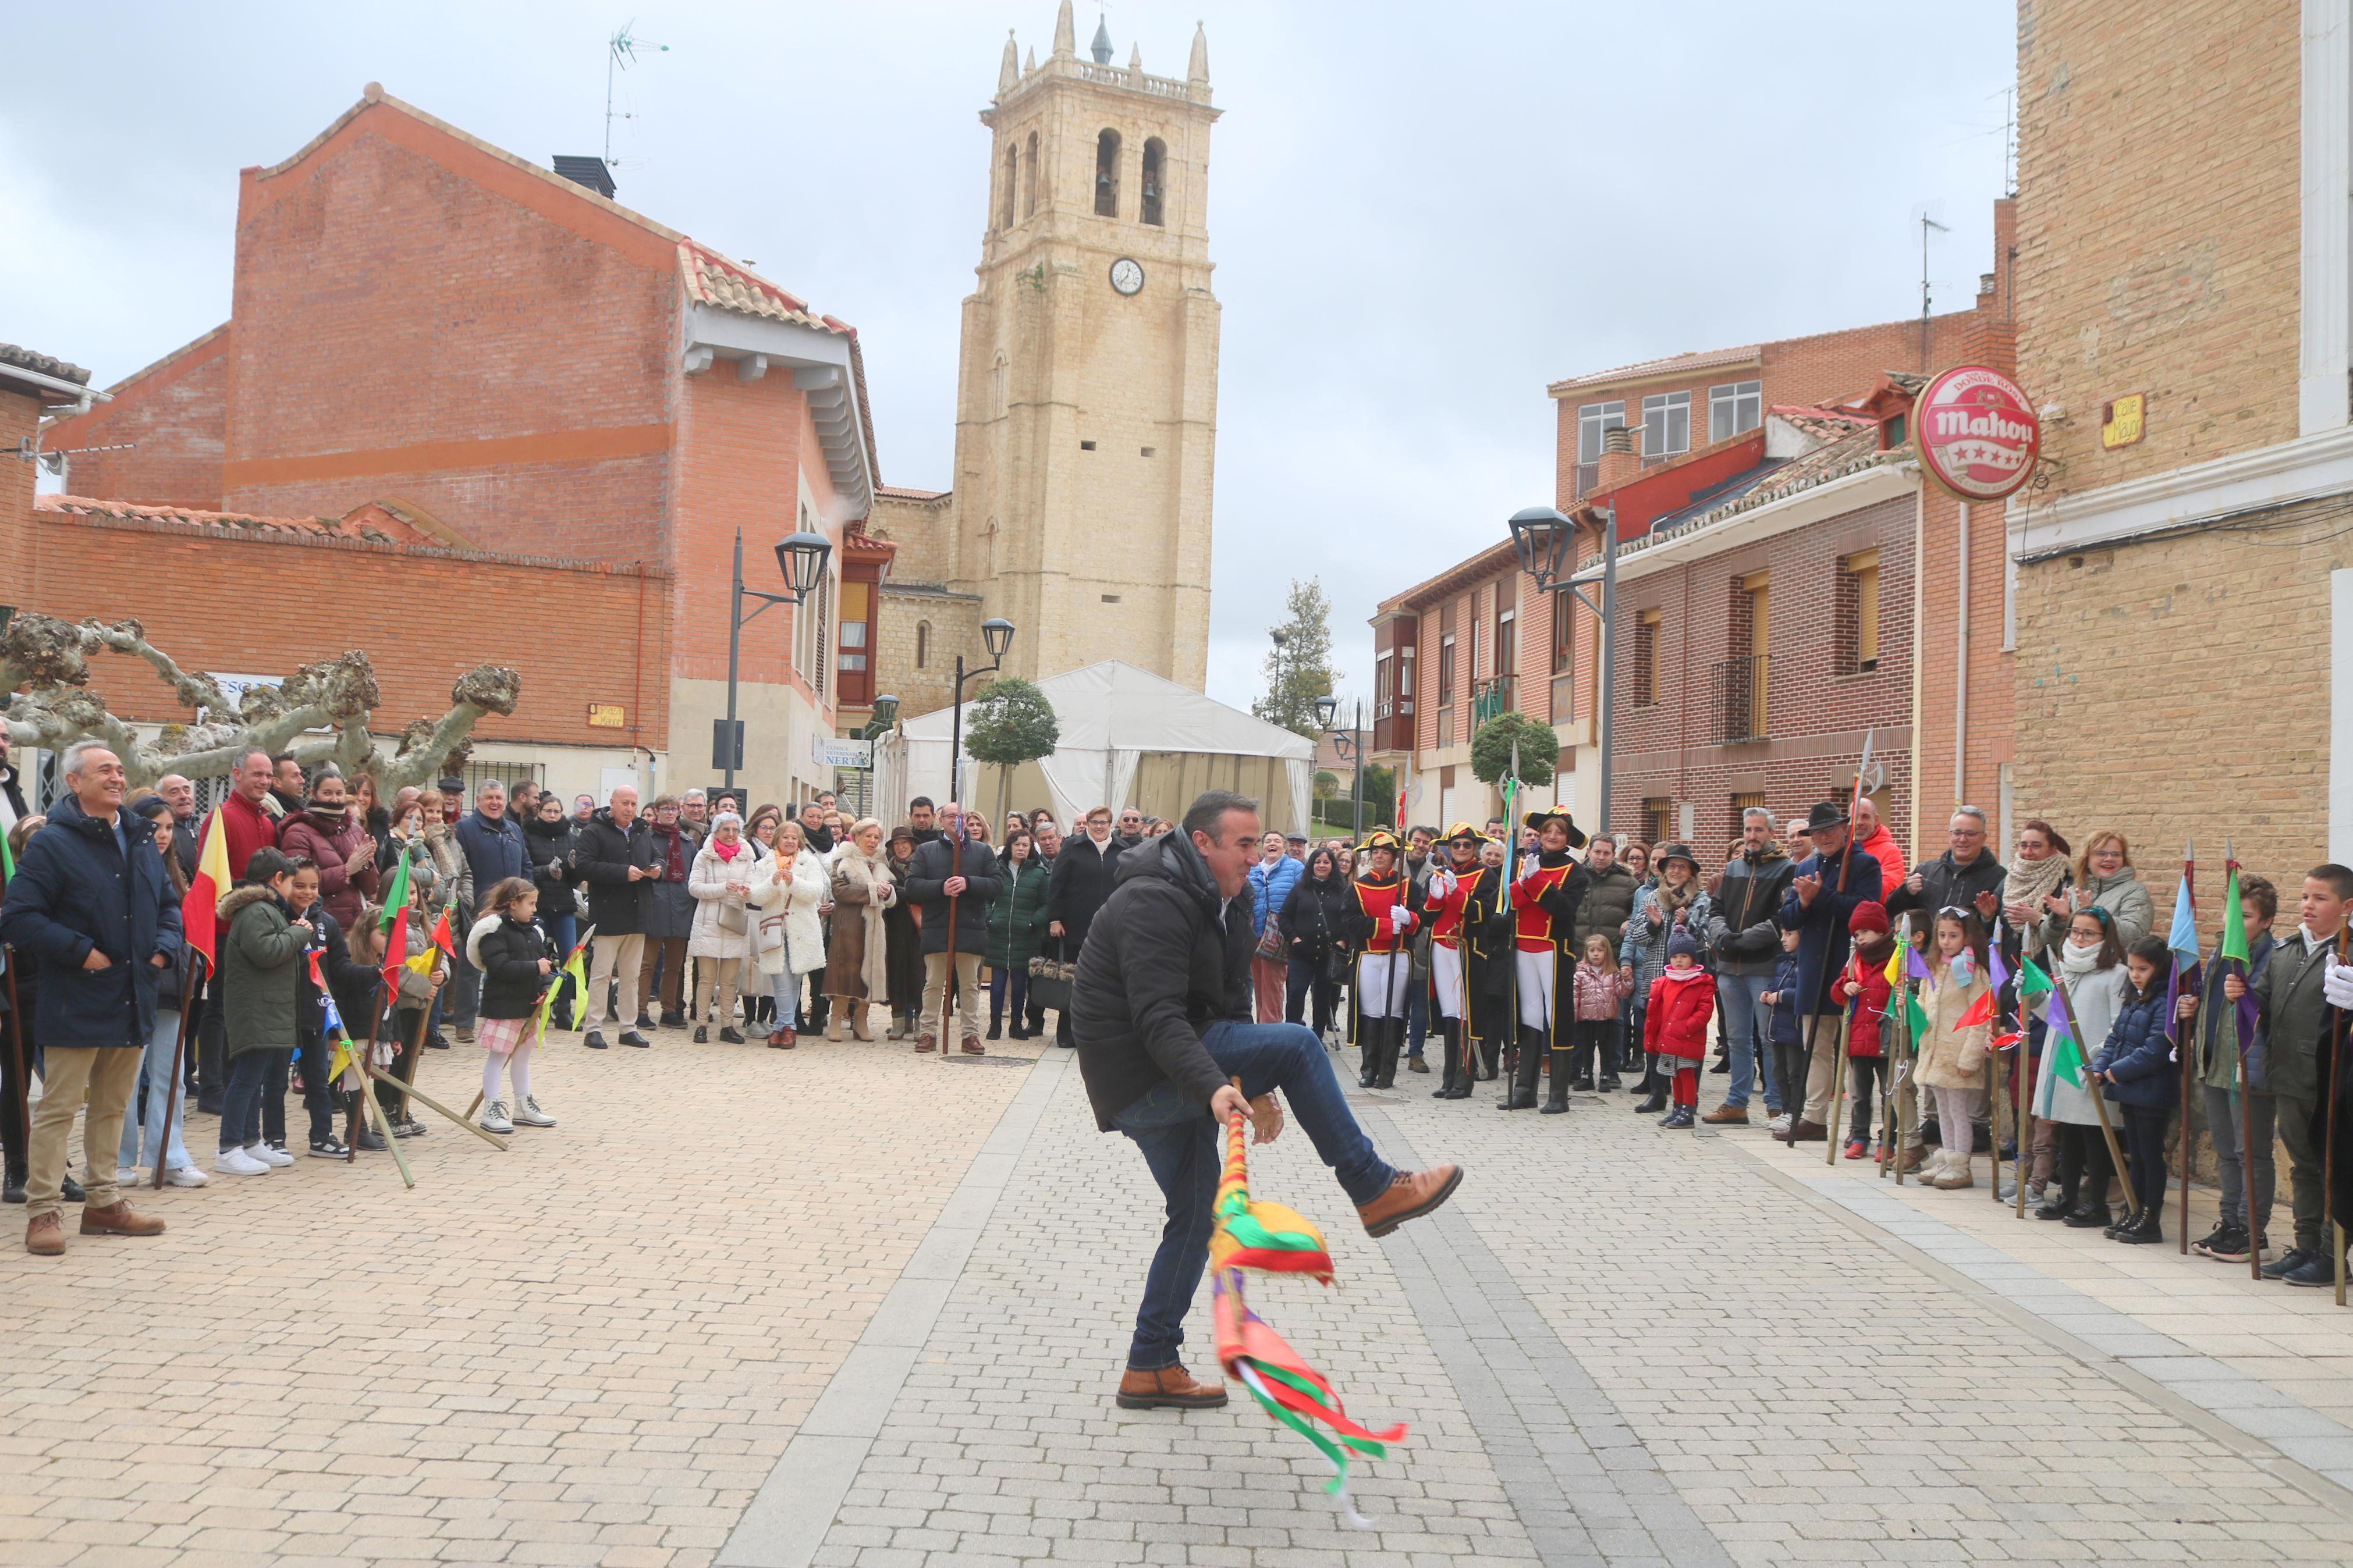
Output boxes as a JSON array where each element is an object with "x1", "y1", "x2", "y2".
[
  {"x1": 1, "y1": 613, "x2": 521, "y2": 790},
  {"x1": 1251, "y1": 578, "x2": 1337, "y2": 741},
  {"x1": 963, "y1": 677, "x2": 1060, "y2": 823}
]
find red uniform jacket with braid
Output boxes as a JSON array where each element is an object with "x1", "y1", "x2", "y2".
[{"x1": 1343, "y1": 873, "x2": 1420, "y2": 954}]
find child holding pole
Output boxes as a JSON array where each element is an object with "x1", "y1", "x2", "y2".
[
  {"x1": 1915, "y1": 908, "x2": 1994, "y2": 1191},
  {"x1": 2089, "y1": 934, "x2": 2180, "y2": 1245},
  {"x1": 1830, "y1": 901, "x2": 1894, "y2": 1161},
  {"x1": 2036, "y1": 908, "x2": 2131, "y2": 1226}
]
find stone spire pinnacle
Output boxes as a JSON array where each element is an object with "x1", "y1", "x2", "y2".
[
  {"x1": 1128, "y1": 42, "x2": 1141, "y2": 73},
  {"x1": 1052, "y1": 1, "x2": 1074, "y2": 59},
  {"x1": 1025, "y1": 46, "x2": 1036, "y2": 72},
  {"x1": 1187, "y1": 21, "x2": 1209, "y2": 86},
  {"x1": 1089, "y1": 13, "x2": 1113, "y2": 65},
  {"x1": 998, "y1": 30, "x2": 1018, "y2": 95}
]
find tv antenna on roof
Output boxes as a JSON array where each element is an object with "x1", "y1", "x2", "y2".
[
  {"x1": 605, "y1": 21, "x2": 669, "y2": 165},
  {"x1": 1914, "y1": 205, "x2": 1950, "y2": 371}
]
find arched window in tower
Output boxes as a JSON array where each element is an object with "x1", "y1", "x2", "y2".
[
  {"x1": 1094, "y1": 129, "x2": 1121, "y2": 218},
  {"x1": 1024, "y1": 131, "x2": 1040, "y2": 216},
  {"x1": 1000, "y1": 144, "x2": 1016, "y2": 229},
  {"x1": 915, "y1": 620, "x2": 932, "y2": 671},
  {"x1": 1140, "y1": 138, "x2": 1165, "y2": 226}
]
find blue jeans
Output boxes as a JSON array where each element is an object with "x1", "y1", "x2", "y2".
[
  {"x1": 542, "y1": 912, "x2": 577, "y2": 963},
  {"x1": 1112, "y1": 1021, "x2": 1395, "y2": 1371},
  {"x1": 1715, "y1": 972, "x2": 1773, "y2": 1111},
  {"x1": 989, "y1": 966, "x2": 1028, "y2": 1029},
  {"x1": 120, "y1": 1007, "x2": 194, "y2": 1173},
  {"x1": 1406, "y1": 970, "x2": 1428, "y2": 1057}
]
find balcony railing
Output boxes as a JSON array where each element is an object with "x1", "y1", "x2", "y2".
[
  {"x1": 1709, "y1": 655, "x2": 1769, "y2": 744},
  {"x1": 1470, "y1": 674, "x2": 1515, "y2": 730}
]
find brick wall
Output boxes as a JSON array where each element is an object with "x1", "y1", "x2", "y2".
[
  {"x1": 2015, "y1": 2, "x2": 2299, "y2": 492},
  {"x1": 1, "y1": 386, "x2": 34, "y2": 578},
  {"x1": 24, "y1": 511, "x2": 673, "y2": 752},
  {"x1": 1607, "y1": 493, "x2": 1918, "y2": 853},
  {"x1": 44, "y1": 326, "x2": 231, "y2": 509},
  {"x1": 2011, "y1": 496, "x2": 2337, "y2": 887},
  {"x1": 219, "y1": 102, "x2": 681, "y2": 564}
]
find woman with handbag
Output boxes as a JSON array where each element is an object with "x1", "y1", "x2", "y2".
[
  {"x1": 747, "y1": 820, "x2": 831, "y2": 1048},
  {"x1": 1278, "y1": 847, "x2": 1350, "y2": 1041},
  {"x1": 823, "y1": 817, "x2": 896, "y2": 1041},
  {"x1": 881, "y1": 826, "x2": 927, "y2": 1040},
  {"x1": 984, "y1": 827, "x2": 1052, "y2": 1040},
  {"x1": 687, "y1": 810, "x2": 766, "y2": 1043}
]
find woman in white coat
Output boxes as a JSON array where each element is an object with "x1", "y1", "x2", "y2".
[
  {"x1": 2033, "y1": 906, "x2": 2132, "y2": 1226},
  {"x1": 687, "y1": 811, "x2": 767, "y2": 1043},
  {"x1": 749, "y1": 819, "x2": 832, "y2": 1048}
]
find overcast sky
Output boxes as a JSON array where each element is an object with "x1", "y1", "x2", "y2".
[{"x1": 5, "y1": 2, "x2": 2014, "y2": 713}]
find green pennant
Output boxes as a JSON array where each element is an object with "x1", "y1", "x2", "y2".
[
  {"x1": 2017, "y1": 957, "x2": 2053, "y2": 997},
  {"x1": 2220, "y1": 866, "x2": 2249, "y2": 964},
  {"x1": 378, "y1": 850, "x2": 410, "y2": 931},
  {"x1": 1904, "y1": 990, "x2": 1929, "y2": 1040}
]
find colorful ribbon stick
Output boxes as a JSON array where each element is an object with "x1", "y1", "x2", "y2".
[{"x1": 1209, "y1": 1108, "x2": 1405, "y2": 1520}]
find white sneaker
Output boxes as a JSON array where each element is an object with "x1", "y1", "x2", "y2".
[
  {"x1": 165, "y1": 1165, "x2": 210, "y2": 1187},
  {"x1": 114, "y1": 1166, "x2": 143, "y2": 1186},
  {"x1": 250, "y1": 1142, "x2": 295, "y2": 1169},
  {"x1": 510, "y1": 1096, "x2": 556, "y2": 1128},
  {"x1": 214, "y1": 1146, "x2": 270, "y2": 1176},
  {"x1": 1768, "y1": 1113, "x2": 1793, "y2": 1136},
  {"x1": 480, "y1": 1100, "x2": 514, "y2": 1135}
]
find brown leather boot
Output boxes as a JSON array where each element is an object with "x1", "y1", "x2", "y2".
[
  {"x1": 1356, "y1": 1164, "x2": 1464, "y2": 1238},
  {"x1": 1701, "y1": 1105, "x2": 1750, "y2": 1125},
  {"x1": 79, "y1": 1200, "x2": 166, "y2": 1237},
  {"x1": 915, "y1": 1032, "x2": 937, "y2": 1053},
  {"x1": 1780, "y1": 1118, "x2": 1829, "y2": 1144},
  {"x1": 961, "y1": 1034, "x2": 986, "y2": 1055},
  {"x1": 1115, "y1": 1364, "x2": 1228, "y2": 1410},
  {"x1": 24, "y1": 1212, "x2": 64, "y2": 1256}
]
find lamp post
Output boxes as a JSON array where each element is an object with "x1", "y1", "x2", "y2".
[
  {"x1": 948, "y1": 617, "x2": 1016, "y2": 805},
  {"x1": 1314, "y1": 692, "x2": 1365, "y2": 840},
  {"x1": 725, "y1": 527, "x2": 833, "y2": 794},
  {"x1": 859, "y1": 692, "x2": 899, "y2": 819},
  {"x1": 1508, "y1": 503, "x2": 1614, "y2": 833}
]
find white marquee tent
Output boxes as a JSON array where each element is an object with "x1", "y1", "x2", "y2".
[{"x1": 875, "y1": 660, "x2": 1315, "y2": 834}]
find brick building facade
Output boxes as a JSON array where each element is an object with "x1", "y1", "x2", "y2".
[
  {"x1": 1373, "y1": 207, "x2": 2018, "y2": 857},
  {"x1": 38, "y1": 85, "x2": 882, "y2": 804},
  {"x1": 2007, "y1": 0, "x2": 2348, "y2": 877}
]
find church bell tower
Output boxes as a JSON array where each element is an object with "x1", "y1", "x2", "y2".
[{"x1": 947, "y1": 3, "x2": 1222, "y2": 688}]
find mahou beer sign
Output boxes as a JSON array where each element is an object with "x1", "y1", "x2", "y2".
[{"x1": 1916, "y1": 365, "x2": 2039, "y2": 501}]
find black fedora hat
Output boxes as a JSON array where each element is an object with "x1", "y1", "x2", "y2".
[
  {"x1": 1655, "y1": 841, "x2": 1700, "y2": 873},
  {"x1": 1803, "y1": 801, "x2": 1850, "y2": 834}
]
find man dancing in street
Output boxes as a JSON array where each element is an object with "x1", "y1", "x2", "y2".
[{"x1": 1073, "y1": 790, "x2": 1464, "y2": 1410}]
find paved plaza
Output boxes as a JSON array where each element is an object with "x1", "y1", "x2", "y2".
[{"x1": 9, "y1": 1032, "x2": 2353, "y2": 1566}]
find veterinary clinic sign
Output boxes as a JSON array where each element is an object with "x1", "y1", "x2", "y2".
[{"x1": 1917, "y1": 365, "x2": 2040, "y2": 502}]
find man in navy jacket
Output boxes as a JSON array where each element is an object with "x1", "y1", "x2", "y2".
[
  {"x1": 1, "y1": 741, "x2": 181, "y2": 1255},
  {"x1": 1775, "y1": 800, "x2": 1884, "y2": 1144}
]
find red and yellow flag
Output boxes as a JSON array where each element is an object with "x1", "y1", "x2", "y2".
[{"x1": 182, "y1": 810, "x2": 233, "y2": 967}]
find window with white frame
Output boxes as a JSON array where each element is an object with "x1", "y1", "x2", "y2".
[
  {"x1": 1642, "y1": 390, "x2": 1690, "y2": 457},
  {"x1": 1708, "y1": 379, "x2": 1762, "y2": 443},
  {"x1": 1577, "y1": 400, "x2": 1626, "y2": 463}
]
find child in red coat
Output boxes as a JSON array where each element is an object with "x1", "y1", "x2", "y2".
[
  {"x1": 1832, "y1": 901, "x2": 1896, "y2": 1160},
  {"x1": 1642, "y1": 929, "x2": 1715, "y2": 1129}
]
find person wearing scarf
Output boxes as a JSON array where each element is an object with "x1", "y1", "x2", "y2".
[
  {"x1": 2000, "y1": 819, "x2": 2073, "y2": 963},
  {"x1": 275, "y1": 772, "x2": 381, "y2": 934},
  {"x1": 687, "y1": 810, "x2": 765, "y2": 1042}
]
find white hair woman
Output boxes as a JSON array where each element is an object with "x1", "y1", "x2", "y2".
[
  {"x1": 822, "y1": 817, "x2": 896, "y2": 1040},
  {"x1": 747, "y1": 820, "x2": 832, "y2": 1048},
  {"x1": 687, "y1": 810, "x2": 766, "y2": 1043}
]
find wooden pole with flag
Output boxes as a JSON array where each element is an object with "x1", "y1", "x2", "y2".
[
  {"x1": 2214, "y1": 855, "x2": 2262, "y2": 1281},
  {"x1": 2053, "y1": 969, "x2": 2140, "y2": 1225}
]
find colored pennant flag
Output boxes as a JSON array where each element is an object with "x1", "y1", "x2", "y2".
[
  {"x1": 181, "y1": 809, "x2": 233, "y2": 968},
  {"x1": 430, "y1": 910, "x2": 455, "y2": 958},
  {"x1": 0, "y1": 822, "x2": 12, "y2": 883},
  {"x1": 2219, "y1": 866, "x2": 2249, "y2": 964},
  {"x1": 378, "y1": 851, "x2": 410, "y2": 933},
  {"x1": 534, "y1": 937, "x2": 591, "y2": 1046},
  {"x1": 1883, "y1": 937, "x2": 1907, "y2": 989},
  {"x1": 2034, "y1": 980, "x2": 2088, "y2": 1118},
  {"x1": 1954, "y1": 987, "x2": 1996, "y2": 1029},
  {"x1": 2017, "y1": 957, "x2": 2053, "y2": 997},
  {"x1": 1986, "y1": 941, "x2": 2009, "y2": 997},
  {"x1": 1210, "y1": 1107, "x2": 1403, "y2": 1520},
  {"x1": 2168, "y1": 873, "x2": 2202, "y2": 966},
  {"x1": 1906, "y1": 941, "x2": 1933, "y2": 982},
  {"x1": 381, "y1": 906, "x2": 408, "y2": 990}
]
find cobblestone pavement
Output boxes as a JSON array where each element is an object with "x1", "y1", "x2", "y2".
[{"x1": 14, "y1": 1033, "x2": 2353, "y2": 1567}]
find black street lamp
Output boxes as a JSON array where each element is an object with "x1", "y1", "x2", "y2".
[
  {"x1": 1509, "y1": 503, "x2": 1617, "y2": 832},
  {"x1": 857, "y1": 692, "x2": 899, "y2": 817},
  {"x1": 723, "y1": 527, "x2": 832, "y2": 793},
  {"x1": 948, "y1": 617, "x2": 1016, "y2": 805},
  {"x1": 1314, "y1": 692, "x2": 1365, "y2": 840}
]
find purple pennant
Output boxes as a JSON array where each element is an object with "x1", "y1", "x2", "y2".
[
  {"x1": 1987, "y1": 943, "x2": 2009, "y2": 994},
  {"x1": 1906, "y1": 943, "x2": 1933, "y2": 982}
]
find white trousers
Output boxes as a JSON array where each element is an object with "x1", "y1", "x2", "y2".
[
  {"x1": 1431, "y1": 942, "x2": 1465, "y2": 1020},
  {"x1": 1516, "y1": 948, "x2": 1556, "y2": 1031},
  {"x1": 1355, "y1": 952, "x2": 1412, "y2": 1019}
]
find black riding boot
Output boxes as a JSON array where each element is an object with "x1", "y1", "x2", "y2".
[
  {"x1": 1542, "y1": 1047, "x2": 1573, "y2": 1113},
  {"x1": 1476, "y1": 1029, "x2": 1500, "y2": 1081},
  {"x1": 1502, "y1": 1026, "x2": 1542, "y2": 1110},
  {"x1": 1357, "y1": 1016, "x2": 1378, "y2": 1087},
  {"x1": 1374, "y1": 1016, "x2": 1400, "y2": 1089},
  {"x1": 1431, "y1": 1018, "x2": 1458, "y2": 1098}
]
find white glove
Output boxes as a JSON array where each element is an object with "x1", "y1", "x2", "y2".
[
  {"x1": 2324, "y1": 957, "x2": 2353, "y2": 1010},
  {"x1": 1388, "y1": 905, "x2": 1410, "y2": 933},
  {"x1": 1428, "y1": 869, "x2": 1454, "y2": 900}
]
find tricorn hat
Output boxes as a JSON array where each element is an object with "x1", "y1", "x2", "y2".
[
  {"x1": 1444, "y1": 820, "x2": 1485, "y2": 845},
  {"x1": 1521, "y1": 806, "x2": 1588, "y2": 849},
  {"x1": 1803, "y1": 800, "x2": 1850, "y2": 834},
  {"x1": 1360, "y1": 827, "x2": 1403, "y2": 855}
]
